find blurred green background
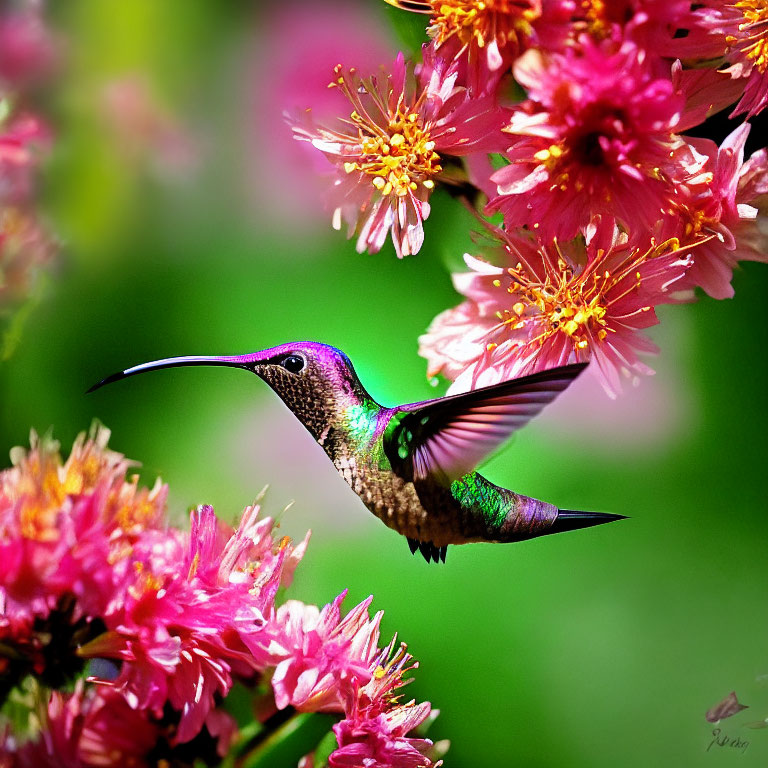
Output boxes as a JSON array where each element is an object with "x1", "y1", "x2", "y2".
[{"x1": 1, "y1": 1, "x2": 766, "y2": 765}]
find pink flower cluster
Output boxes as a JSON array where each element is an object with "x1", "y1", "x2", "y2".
[
  {"x1": 0, "y1": 4, "x2": 56, "y2": 353},
  {"x1": 294, "y1": 0, "x2": 768, "y2": 396},
  {"x1": 0, "y1": 425, "x2": 444, "y2": 767},
  {"x1": 418, "y1": 220, "x2": 693, "y2": 396}
]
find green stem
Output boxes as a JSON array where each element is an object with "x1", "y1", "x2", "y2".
[{"x1": 235, "y1": 709, "x2": 338, "y2": 768}]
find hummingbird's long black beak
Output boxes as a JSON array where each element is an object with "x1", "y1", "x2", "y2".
[
  {"x1": 86, "y1": 355, "x2": 254, "y2": 393},
  {"x1": 546, "y1": 509, "x2": 628, "y2": 536}
]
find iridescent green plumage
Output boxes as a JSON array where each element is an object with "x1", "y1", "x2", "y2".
[
  {"x1": 451, "y1": 472, "x2": 506, "y2": 529},
  {"x1": 89, "y1": 341, "x2": 625, "y2": 563}
]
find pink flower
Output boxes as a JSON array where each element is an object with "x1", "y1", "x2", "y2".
[
  {"x1": 3, "y1": 683, "x2": 233, "y2": 767},
  {"x1": 0, "y1": 108, "x2": 54, "y2": 322},
  {"x1": 0, "y1": 7, "x2": 57, "y2": 351},
  {"x1": 263, "y1": 591, "x2": 384, "y2": 712},
  {"x1": 487, "y1": 36, "x2": 698, "y2": 241},
  {"x1": 716, "y1": 1, "x2": 768, "y2": 118},
  {"x1": 291, "y1": 51, "x2": 509, "y2": 257},
  {"x1": 419, "y1": 223, "x2": 693, "y2": 396},
  {"x1": 0, "y1": 8, "x2": 56, "y2": 89},
  {"x1": 654, "y1": 123, "x2": 768, "y2": 299},
  {"x1": 0, "y1": 425, "x2": 307, "y2": 749},
  {"x1": 75, "y1": 687, "x2": 166, "y2": 766},
  {"x1": 569, "y1": 0, "x2": 701, "y2": 53},
  {"x1": 83, "y1": 503, "x2": 307, "y2": 744},
  {"x1": 0, "y1": 207, "x2": 56, "y2": 308},
  {"x1": 330, "y1": 707, "x2": 437, "y2": 768},
  {"x1": 666, "y1": 1, "x2": 768, "y2": 118},
  {"x1": 0, "y1": 425, "x2": 162, "y2": 622},
  {"x1": 0, "y1": 113, "x2": 49, "y2": 206},
  {"x1": 329, "y1": 640, "x2": 442, "y2": 768},
  {"x1": 402, "y1": 0, "x2": 543, "y2": 85}
]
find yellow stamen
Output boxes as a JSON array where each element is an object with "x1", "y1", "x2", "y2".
[
  {"x1": 729, "y1": 1, "x2": 768, "y2": 73},
  {"x1": 427, "y1": 0, "x2": 541, "y2": 52},
  {"x1": 577, "y1": 0, "x2": 613, "y2": 40},
  {"x1": 188, "y1": 552, "x2": 200, "y2": 580},
  {"x1": 345, "y1": 103, "x2": 443, "y2": 196},
  {"x1": 489, "y1": 242, "x2": 657, "y2": 356},
  {"x1": 533, "y1": 144, "x2": 564, "y2": 166},
  {"x1": 129, "y1": 560, "x2": 163, "y2": 599}
]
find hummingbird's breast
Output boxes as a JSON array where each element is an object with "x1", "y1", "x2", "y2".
[
  {"x1": 317, "y1": 406, "x2": 498, "y2": 546},
  {"x1": 318, "y1": 414, "x2": 429, "y2": 539}
]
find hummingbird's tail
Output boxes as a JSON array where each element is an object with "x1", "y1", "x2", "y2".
[{"x1": 546, "y1": 509, "x2": 627, "y2": 536}]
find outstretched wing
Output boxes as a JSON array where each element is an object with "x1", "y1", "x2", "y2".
[{"x1": 384, "y1": 363, "x2": 587, "y2": 483}]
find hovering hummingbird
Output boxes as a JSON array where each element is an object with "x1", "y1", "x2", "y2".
[{"x1": 89, "y1": 342, "x2": 624, "y2": 563}]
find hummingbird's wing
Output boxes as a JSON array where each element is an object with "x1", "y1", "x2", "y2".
[{"x1": 384, "y1": 363, "x2": 587, "y2": 482}]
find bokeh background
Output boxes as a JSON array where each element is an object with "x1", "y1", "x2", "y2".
[{"x1": 1, "y1": 1, "x2": 767, "y2": 765}]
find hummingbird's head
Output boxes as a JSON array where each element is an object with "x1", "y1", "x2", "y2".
[
  {"x1": 244, "y1": 342, "x2": 371, "y2": 438},
  {"x1": 88, "y1": 341, "x2": 371, "y2": 440}
]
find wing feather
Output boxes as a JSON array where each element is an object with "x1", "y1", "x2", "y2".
[{"x1": 384, "y1": 363, "x2": 587, "y2": 481}]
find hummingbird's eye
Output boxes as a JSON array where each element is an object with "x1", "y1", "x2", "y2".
[{"x1": 282, "y1": 354, "x2": 306, "y2": 374}]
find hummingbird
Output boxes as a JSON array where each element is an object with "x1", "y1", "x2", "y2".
[{"x1": 88, "y1": 342, "x2": 624, "y2": 563}]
